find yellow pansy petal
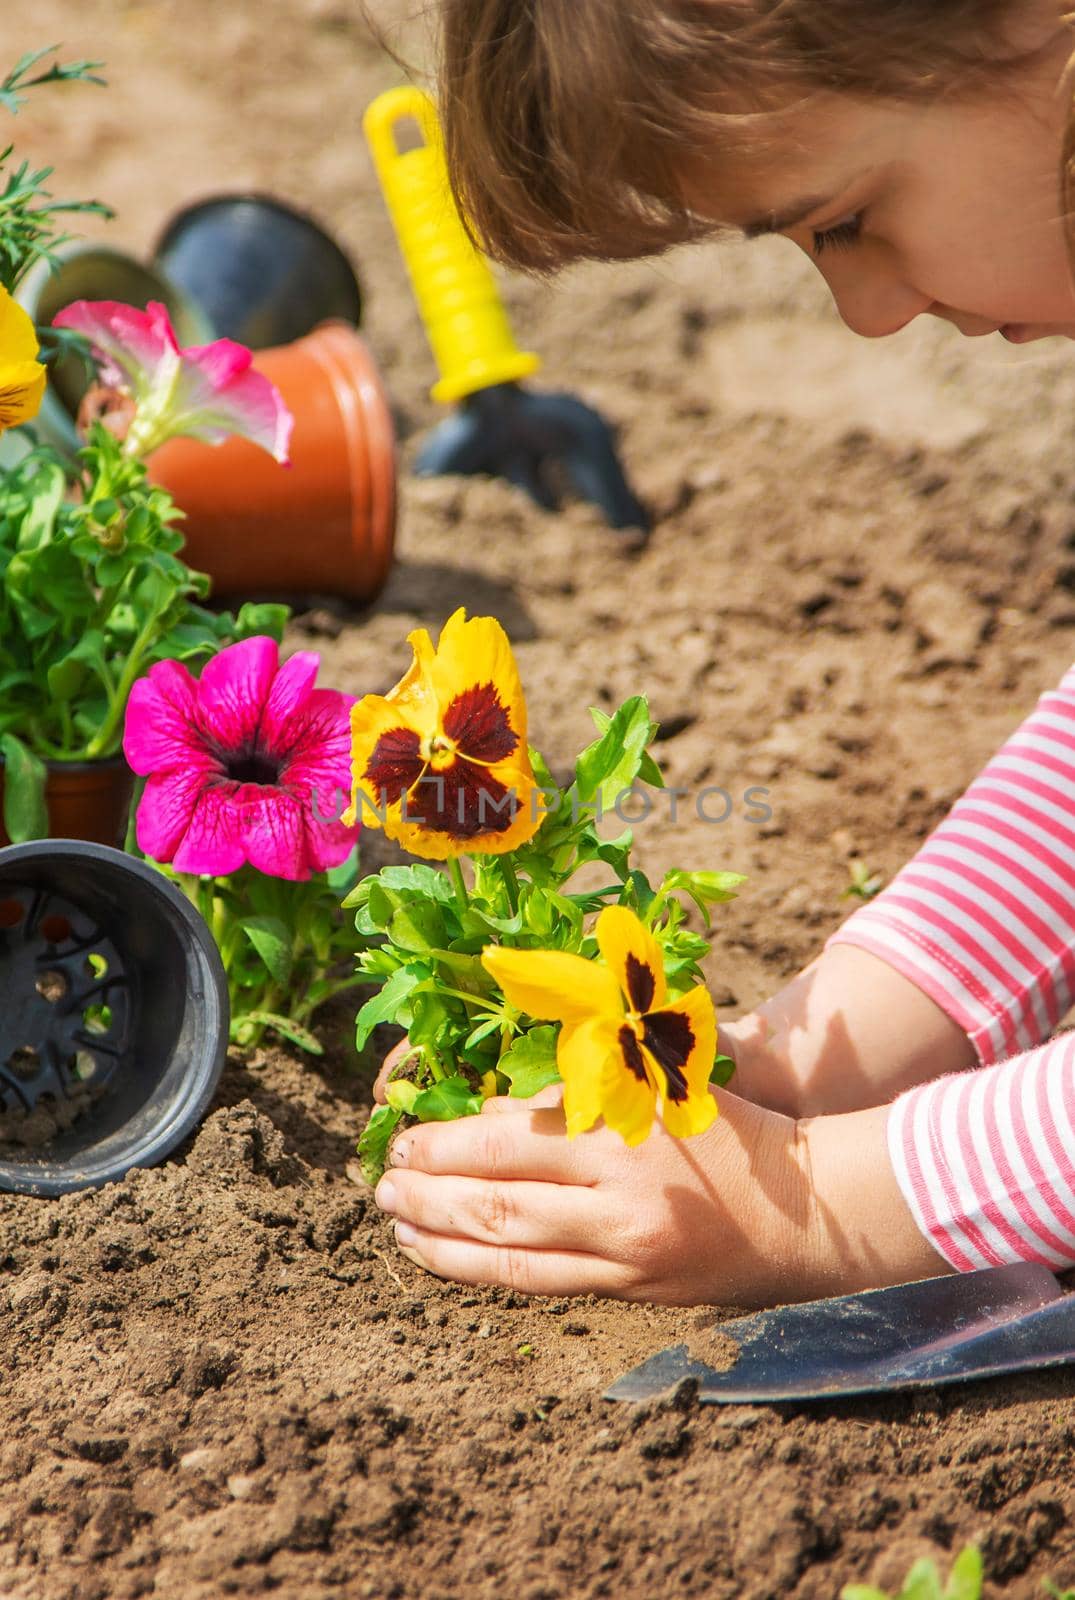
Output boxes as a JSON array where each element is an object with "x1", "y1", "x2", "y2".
[
  {"x1": 430, "y1": 609, "x2": 529, "y2": 751},
  {"x1": 641, "y1": 985, "x2": 719, "y2": 1139},
  {"x1": 558, "y1": 1016, "x2": 656, "y2": 1144},
  {"x1": 595, "y1": 904, "x2": 667, "y2": 1014},
  {"x1": 660, "y1": 1084, "x2": 718, "y2": 1141},
  {"x1": 482, "y1": 944, "x2": 620, "y2": 1026},
  {"x1": 349, "y1": 692, "x2": 430, "y2": 833},
  {"x1": 0, "y1": 358, "x2": 46, "y2": 431},
  {"x1": 0, "y1": 287, "x2": 41, "y2": 363}
]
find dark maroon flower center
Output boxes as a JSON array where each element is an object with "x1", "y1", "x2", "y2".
[
  {"x1": 363, "y1": 683, "x2": 521, "y2": 839},
  {"x1": 226, "y1": 749, "x2": 282, "y2": 786},
  {"x1": 617, "y1": 1010, "x2": 694, "y2": 1103},
  {"x1": 442, "y1": 683, "x2": 518, "y2": 763}
]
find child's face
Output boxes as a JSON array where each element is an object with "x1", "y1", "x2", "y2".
[{"x1": 691, "y1": 45, "x2": 1075, "y2": 344}]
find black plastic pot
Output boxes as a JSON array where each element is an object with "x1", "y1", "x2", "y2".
[
  {"x1": 0, "y1": 841, "x2": 228, "y2": 1196},
  {"x1": 153, "y1": 193, "x2": 363, "y2": 349}
]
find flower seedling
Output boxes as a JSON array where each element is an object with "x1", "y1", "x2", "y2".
[
  {"x1": 124, "y1": 637, "x2": 365, "y2": 1052},
  {"x1": 842, "y1": 1545, "x2": 984, "y2": 1600},
  {"x1": 842, "y1": 858, "x2": 886, "y2": 901},
  {"x1": 347, "y1": 609, "x2": 740, "y2": 1182}
]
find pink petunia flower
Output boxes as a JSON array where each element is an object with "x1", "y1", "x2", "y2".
[
  {"x1": 53, "y1": 299, "x2": 293, "y2": 464},
  {"x1": 123, "y1": 638, "x2": 357, "y2": 881}
]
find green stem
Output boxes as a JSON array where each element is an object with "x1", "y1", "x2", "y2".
[
  {"x1": 500, "y1": 857, "x2": 521, "y2": 915},
  {"x1": 448, "y1": 856, "x2": 469, "y2": 916},
  {"x1": 437, "y1": 984, "x2": 511, "y2": 1019},
  {"x1": 84, "y1": 613, "x2": 158, "y2": 758}
]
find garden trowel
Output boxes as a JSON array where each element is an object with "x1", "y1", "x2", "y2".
[
  {"x1": 605, "y1": 1263, "x2": 1075, "y2": 1405},
  {"x1": 363, "y1": 87, "x2": 649, "y2": 534}
]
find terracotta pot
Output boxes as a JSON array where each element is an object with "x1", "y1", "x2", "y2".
[
  {"x1": 147, "y1": 322, "x2": 397, "y2": 602},
  {"x1": 0, "y1": 758, "x2": 135, "y2": 850}
]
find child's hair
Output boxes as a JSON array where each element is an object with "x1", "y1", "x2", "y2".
[{"x1": 436, "y1": 0, "x2": 1068, "y2": 271}]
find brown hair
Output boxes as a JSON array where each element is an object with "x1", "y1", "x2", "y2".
[{"x1": 436, "y1": 0, "x2": 1060, "y2": 271}]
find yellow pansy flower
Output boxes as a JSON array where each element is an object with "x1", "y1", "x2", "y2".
[
  {"x1": 0, "y1": 286, "x2": 47, "y2": 434},
  {"x1": 482, "y1": 905, "x2": 718, "y2": 1146},
  {"x1": 347, "y1": 608, "x2": 541, "y2": 858}
]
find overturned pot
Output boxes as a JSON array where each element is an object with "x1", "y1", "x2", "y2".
[
  {"x1": 0, "y1": 841, "x2": 228, "y2": 1195},
  {"x1": 0, "y1": 756, "x2": 134, "y2": 851},
  {"x1": 153, "y1": 192, "x2": 363, "y2": 349},
  {"x1": 148, "y1": 322, "x2": 397, "y2": 602}
]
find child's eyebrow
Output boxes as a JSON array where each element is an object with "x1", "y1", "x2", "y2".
[{"x1": 742, "y1": 195, "x2": 832, "y2": 239}]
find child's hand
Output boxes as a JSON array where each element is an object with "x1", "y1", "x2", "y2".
[
  {"x1": 372, "y1": 1081, "x2": 949, "y2": 1307},
  {"x1": 374, "y1": 1085, "x2": 806, "y2": 1305}
]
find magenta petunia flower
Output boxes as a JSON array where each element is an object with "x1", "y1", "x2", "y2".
[
  {"x1": 123, "y1": 638, "x2": 357, "y2": 881},
  {"x1": 52, "y1": 299, "x2": 293, "y2": 464}
]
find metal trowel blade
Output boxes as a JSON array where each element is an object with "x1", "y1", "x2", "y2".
[{"x1": 605, "y1": 1263, "x2": 1075, "y2": 1405}]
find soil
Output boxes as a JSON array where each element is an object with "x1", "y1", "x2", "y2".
[{"x1": 2, "y1": 0, "x2": 1075, "y2": 1595}]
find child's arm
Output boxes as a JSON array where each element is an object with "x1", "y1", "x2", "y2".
[
  {"x1": 725, "y1": 664, "x2": 1075, "y2": 1116},
  {"x1": 375, "y1": 1037, "x2": 1075, "y2": 1304}
]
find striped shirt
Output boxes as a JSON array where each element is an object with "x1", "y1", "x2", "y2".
[{"x1": 830, "y1": 667, "x2": 1075, "y2": 1270}]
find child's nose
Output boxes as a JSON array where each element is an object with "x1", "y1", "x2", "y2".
[{"x1": 819, "y1": 261, "x2": 931, "y2": 340}]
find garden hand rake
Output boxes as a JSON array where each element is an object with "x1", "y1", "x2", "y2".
[{"x1": 364, "y1": 87, "x2": 649, "y2": 534}]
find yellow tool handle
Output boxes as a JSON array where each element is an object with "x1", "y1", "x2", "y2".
[{"x1": 363, "y1": 86, "x2": 540, "y2": 405}]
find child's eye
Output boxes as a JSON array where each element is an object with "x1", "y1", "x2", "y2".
[{"x1": 812, "y1": 213, "x2": 864, "y2": 257}]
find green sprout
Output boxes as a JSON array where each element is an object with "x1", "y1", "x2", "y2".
[
  {"x1": 842, "y1": 858, "x2": 885, "y2": 902},
  {"x1": 842, "y1": 1545, "x2": 983, "y2": 1600}
]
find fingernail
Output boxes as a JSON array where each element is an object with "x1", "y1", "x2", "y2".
[
  {"x1": 395, "y1": 1221, "x2": 417, "y2": 1246},
  {"x1": 389, "y1": 1141, "x2": 410, "y2": 1168},
  {"x1": 375, "y1": 1178, "x2": 397, "y2": 1213}
]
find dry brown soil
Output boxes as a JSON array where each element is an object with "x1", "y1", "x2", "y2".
[{"x1": 2, "y1": 1, "x2": 1075, "y2": 1595}]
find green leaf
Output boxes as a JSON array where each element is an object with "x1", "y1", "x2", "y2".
[
  {"x1": 0, "y1": 732, "x2": 48, "y2": 842},
  {"x1": 574, "y1": 696, "x2": 663, "y2": 808},
  {"x1": 354, "y1": 965, "x2": 421, "y2": 1049},
  {"x1": 385, "y1": 1079, "x2": 421, "y2": 1114},
  {"x1": 46, "y1": 628, "x2": 108, "y2": 701},
  {"x1": 239, "y1": 916, "x2": 293, "y2": 985},
  {"x1": 464, "y1": 1016, "x2": 502, "y2": 1049},
  {"x1": 944, "y1": 1549, "x2": 984, "y2": 1600},
  {"x1": 325, "y1": 847, "x2": 360, "y2": 895},
  {"x1": 389, "y1": 900, "x2": 448, "y2": 954},
  {"x1": 709, "y1": 1053, "x2": 736, "y2": 1088},
  {"x1": 501, "y1": 1025, "x2": 561, "y2": 1099},
  {"x1": 232, "y1": 601, "x2": 290, "y2": 642},
  {"x1": 377, "y1": 864, "x2": 457, "y2": 902},
  {"x1": 357, "y1": 1103, "x2": 402, "y2": 1186},
  {"x1": 411, "y1": 1075, "x2": 484, "y2": 1121},
  {"x1": 234, "y1": 1010, "x2": 324, "y2": 1055}
]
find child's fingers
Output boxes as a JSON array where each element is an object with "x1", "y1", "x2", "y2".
[
  {"x1": 391, "y1": 1223, "x2": 637, "y2": 1299},
  {"x1": 376, "y1": 1169, "x2": 605, "y2": 1253},
  {"x1": 373, "y1": 1037, "x2": 419, "y2": 1104},
  {"x1": 480, "y1": 1085, "x2": 564, "y2": 1115},
  {"x1": 390, "y1": 1106, "x2": 601, "y2": 1185}
]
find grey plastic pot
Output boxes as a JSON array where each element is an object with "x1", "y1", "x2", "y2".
[{"x1": 0, "y1": 841, "x2": 228, "y2": 1196}]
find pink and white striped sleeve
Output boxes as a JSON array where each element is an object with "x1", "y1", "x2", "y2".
[
  {"x1": 829, "y1": 664, "x2": 1075, "y2": 1270},
  {"x1": 889, "y1": 1040, "x2": 1075, "y2": 1271},
  {"x1": 830, "y1": 664, "x2": 1075, "y2": 1067}
]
